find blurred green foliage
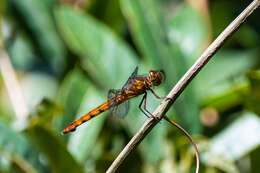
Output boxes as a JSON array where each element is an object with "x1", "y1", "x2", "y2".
[{"x1": 0, "y1": 0, "x2": 260, "y2": 172}]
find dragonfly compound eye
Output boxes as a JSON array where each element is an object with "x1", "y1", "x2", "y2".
[{"x1": 148, "y1": 70, "x2": 162, "y2": 86}]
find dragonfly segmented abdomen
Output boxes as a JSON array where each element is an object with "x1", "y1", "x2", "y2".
[{"x1": 62, "y1": 100, "x2": 110, "y2": 134}]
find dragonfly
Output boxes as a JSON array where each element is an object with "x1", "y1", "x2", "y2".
[
  {"x1": 62, "y1": 67, "x2": 166, "y2": 135},
  {"x1": 61, "y1": 67, "x2": 200, "y2": 173}
]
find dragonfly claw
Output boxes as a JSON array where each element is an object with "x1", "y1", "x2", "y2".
[
  {"x1": 165, "y1": 97, "x2": 173, "y2": 102},
  {"x1": 152, "y1": 115, "x2": 161, "y2": 121}
]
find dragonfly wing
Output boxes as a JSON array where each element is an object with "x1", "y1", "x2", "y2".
[
  {"x1": 108, "y1": 89, "x2": 130, "y2": 118},
  {"x1": 111, "y1": 100, "x2": 130, "y2": 118},
  {"x1": 130, "y1": 66, "x2": 138, "y2": 78},
  {"x1": 108, "y1": 89, "x2": 120, "y2": 115},
  {"x1": 108, "y1": 89, "x2": 120, "y2": 104},
  {"x1": 122, "y1": 66, "x2": 138, "y2": 88}
]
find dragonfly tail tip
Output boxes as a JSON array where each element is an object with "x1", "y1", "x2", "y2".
[{"x1": 61, "y1": 129, "x2": 67, "y2": 135}]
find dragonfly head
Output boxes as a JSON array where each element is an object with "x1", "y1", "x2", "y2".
[{"x1": 147, "y1": 70, "x2": 165, "y2": 87}]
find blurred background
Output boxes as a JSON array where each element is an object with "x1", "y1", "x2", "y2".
[{"x1": 0, "y1": 0, "x2": 260, "y2": 172}]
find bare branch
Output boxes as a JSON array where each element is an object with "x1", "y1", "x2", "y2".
[{"x1": 106, "y1": 1, "x2": 260, "y2": 172}]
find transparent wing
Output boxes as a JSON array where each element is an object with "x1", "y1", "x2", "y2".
[
  {"x1": 111, "y1": 100, "x2": 130, "y2": 118},
  {"x1": 130, "y1": 66, "x2": 138, "y2": 78},
  {"x1": 122, "y1": 66, "x2": 138, "y2": 88},
  {"x1": 108, "y1": 89, "x2": 130, "y2": 118}
]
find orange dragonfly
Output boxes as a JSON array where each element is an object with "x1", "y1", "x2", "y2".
[{"x1": 62, "y1": 67, "x2": 166, "y2": 135}]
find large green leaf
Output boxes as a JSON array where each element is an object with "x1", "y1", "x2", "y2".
[
  {"x1": 26, "y1": 125, "x2": 85, "y2": 173},
  {"x1": 55, "y1": 5, "x2": 138, "y2": 89},
  {"x1": 121, "y1": 0, "x2": 202, "y2": 134},
  {"x1": 0, "y1": 121, "x2": 44, "y2": 173},
  {"x1": 8, "y1": 0, "x2": 66, "y2": 74}
]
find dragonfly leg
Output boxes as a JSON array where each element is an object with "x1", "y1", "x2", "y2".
[
  {"x1": 150, "y1": 88, "x2": 173, "y2": 101},
  {"x1": 143, "y1": 93, "x2": 160, "y2": 121},
  {"x1": 139, "y1": 92, "x2": 152, "y2": 119}
]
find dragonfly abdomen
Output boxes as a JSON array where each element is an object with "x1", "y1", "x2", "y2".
[{"x1": 62, "y1": 100, "x2": 110, "y2": 134}]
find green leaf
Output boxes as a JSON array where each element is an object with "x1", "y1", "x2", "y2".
[
  {"x1": 8, "y1": 0, "x2": 66, "y2": 74},
  {"x1": 26, "y1": 125, "x2": 85, "y2": 173},
  {"x1": 0, "y1": 121, "x2": 44, "y2": 173},
  {"x1": 55, "y1": 5, "x2": 138, "y2": 89},
  {"x1": 8, "y1": 33, "x2": 35, "y2": 70},
  {"x1": 210, "y1": 0, "x2": 232, "y2": 39},
  {"x1": 250, "y1": 147, "x2": 260, "y2": 173},
  {"x1": 234, "y1": 25, "x2": 260, "y2": 48},
  {"x1": 246, "y1": 70, "x2": 260, "y2": 116},
  {"x1": 88, "y1": 0, "x2": 125, "y2": 34}
]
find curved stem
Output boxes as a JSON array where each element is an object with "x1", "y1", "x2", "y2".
[{"x1": 163, "y1": 116, "x2": 199, "y2": 173}]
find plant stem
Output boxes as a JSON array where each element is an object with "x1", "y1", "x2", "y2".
[{"x1": 0, "y1": 51, "x2": 29, "y2": 120}]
